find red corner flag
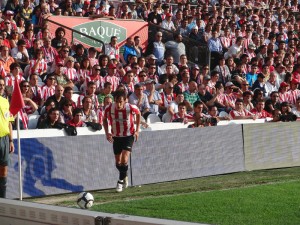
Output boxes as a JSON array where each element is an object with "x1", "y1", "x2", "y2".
[{"x1": 9, "y1": 79, "x2": 25, "y2": 116}]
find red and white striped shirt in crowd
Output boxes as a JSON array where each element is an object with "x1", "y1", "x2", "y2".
[
  {"x1": 41, "y1": 85, "x2": 55, "y2": 101},
  {"x1": 104, "y1": 75, "x2": 120, "y2": 92},
  {"x1": 23, "y1": 36, "x2": 35, "y2": 48},
  {"x1": 5, "y1": 74, "x2": 24, "y2": 88},
  {"x1": 78, "y1": 69, "x2": 91, "y2": 81},
  {"x1": 105, "y1": 43, "x2": 120, "y2": 60},
  {"x1": 171, "y1": 112, "x2": 193, "y2": 121},
  {"x1": 220, "y1": 36, "x2": 231, "y2": 49},
  {"x1": 0, "y1": 65, "x2": 7, "y2": 78},
  {"x1": 77, "y1": 94, "x2": 99, "y2": 110},
  {"x1": 160, "y1": 92, "x2": 175, "y2": 108},
  {"x1": 89, "y1": 58, "x2": 98, "y2": 68},
  {"x1": 250, "y1": 108, "x2": 272, "y2": 118},
  {"x1": 288, "y1": 89, "x2": 300, "y2": 106},
  {"x1": 279, "y1": 91, "x2": 290, "y2": 103},
  {"x1": 19, "y1": 109, "x2": 28, "y2": 129},
  {"x1": 124, "y1": 82, "x2": 135, "y2": 94},
  {"x1": 217, "y1": 93, "x2": 237, "y2": 108},
  {"x1": 29, "y1": 59, "x2": 47, "y2": 75},
  {"x1": 104, "y1": 102, "x2": 140, "y2": 137},
  {"x1": 97, "y1": 107, "x2": 104, "y2": 125},
  {"x1": 42, "y1": 46, "x2": 58, "y2": 65},
  {"x1": 243, "y1": 38, "x2": 252, "y2": 50},
  {"x1": 177, "y1": 81, "x2": 189, "y2": 93},
  {"x1": 63, "y1": 67, "x2": 79, "y2": 82},
  {"x1": 31, "y1": 86, "x2": 43, "y2": 105},
  {"x1": 229, "y1": 109, "x2": 253, "y2": 119},
  {"x1": 85, "y1": 74, "x2": 104, "y2": 90}
]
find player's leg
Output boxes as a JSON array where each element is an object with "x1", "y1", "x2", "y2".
[
  {"x1": 0, "y1": 166, "x2": 7, "y2": 198},
  {"x1": 113, "y1": 137, "x2": 125, "y2": 192},
  {"x1": 119, "y1": 135, "x2": 134, "y2": 189},
  {"x1": 120, "y1": 150, "x2": 130, "y2": 188},
  {"x1": 0, "y1": 136, "x2": 9, "y2": 198}
]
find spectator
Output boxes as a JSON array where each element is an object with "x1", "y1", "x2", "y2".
[
  {"x1": 265, "y1": 91, "x2": 281, "y2": 114},
  {"x1": 250, "y1": 99, "x2": 272, "y2": 119},
  {"x1": 105, "y1": 36, "x2": 120, "y2": 60},
  {"x1": 67, "y1": 108, "x2": 86, "y2": 127},
  {"x1": 183, "y1": 81, "x2": 200, "y2": 112},
  {"x1": 291, "y1": 97, "x2": 300, "y2": 118},
  {"x1": 51, "y1": 27, "x2": 68, "y2": 51},
  {"x1": 146, "y1": 32, "x2": 165, "y2": 65},
  {"x1": 81, "y1": 96, "x2": 97, "y2": 123},
  {"x1": 252, "y1": 73, "x2": 267, "y2": 97},
  {"x1": 229, "y1": 98, "x2": 256, "y2": 120},
  {"x1": 60, "y1": 99, "x2": 74, "y2": 124},
  {"x1": 97, "y1": 81, "x2": 113, "y2": 107},
  {"x1": 143, "y1": 78, "x2": 162, "y2": 115},
  {"x1": 165, "y1": 33, "x2": 186, "y2": 64},
  {"x1": 147, "y1": 5, "x2": 162, "y2": 26},
  {"x1": 171, "y1": 102, "x2": 193, "y2": 123},
  {"x1": 46, "y1": 84, "x2": 65, "y2": 109},
  {"x1": 120, "y1": 37, "x2": 137, "y2": 65},
  {"x1": 129, "y1": 83, "x2": 151, "y2": 119},
  {"x1": 37, "y1": 107, "x2": 64, "y2": 129},
  {"x1": 78, "y1": 81, "x2": 99, "y2": 110},
  {"x1": 288, "y1": 78, "x2": 300, "y2": 106}
]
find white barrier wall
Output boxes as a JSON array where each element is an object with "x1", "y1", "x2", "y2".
[
  {"x1": 8, "y1": 122, "x2": 300, "y2": 199},
  {"x1": 243, "y1": 122, "x2": 300, "y2": 170}
]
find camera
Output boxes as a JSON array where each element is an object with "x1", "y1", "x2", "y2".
[
  {"x1": 279, "y1": 113, "x2": 297, "y2": 122},
  {"x1": 201, "y1": 117, "x2": 218, "y2": 126}
]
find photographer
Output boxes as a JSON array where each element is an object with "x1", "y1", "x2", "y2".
[{"x1": 277, "y1": 102, "x2": 297, "y2": 122}]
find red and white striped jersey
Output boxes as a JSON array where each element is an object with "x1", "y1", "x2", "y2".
[
  {"x1": 24, "y1": 36, "x2": 35, "y2": 48},
  {"x1": 29, "y1": 59, "x2": 47, "y2": 75},
  {"x1": 85, "y1": 74, "x2": 104, "y2": 90},
  {"x1": 78, "y1": 68, "x2": 91, "y2": 81},
  {"x1": 104, "y1": 43, "x2": 120, "y2": 60},
  {"x1": 63, "y1": 67, "x2": 79, "y2": 82},
  {"x1": 104, "y1": 75, "x2": 120, "y2": 92},
  {"x1": 0, "y1": 64, "x2": 7, "y2": 78},
  {"x1": 5, "y1": 74, "x2": 24, "y2": 88},
  {"x1": 279, "y1": 91, "x2": 290, "y2": 103},
  {"x1": 229, "y1": 109, "x2": 253, "y2": 119},
  {"x1": 288, "y1": 89, "x2": 300, "y2": 106},
  {"x1": 41, "y1": 85, "x2": 55, "y2": 101},
  {"x1": 42, "y1": 46, "x2": 58, "y2": 64},
  {"x1": 171, "y1": 112, "x2": 193, "y2": 121},
  {"x1": 250, "y1": 108, "x2": 272, "y2": 118},
  {"x1": 104, "y1": 102, "x2": 140, "y2": 137}
]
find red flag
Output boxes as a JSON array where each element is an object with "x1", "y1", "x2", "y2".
[{"x1": 9, "y1": 79, "x2": 25, "y2": 116}]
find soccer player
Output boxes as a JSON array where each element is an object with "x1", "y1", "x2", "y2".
[
  {"x1": 103, "y1": 90, "x2": 141, "y2": 192},
  {"x1": 0, "y1": 78, "x2": 14, "y2": 198}
]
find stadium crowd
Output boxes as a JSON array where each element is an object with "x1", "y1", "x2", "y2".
[{"x1": 0, "y1": 0, "x2": 300, "y2": 130}]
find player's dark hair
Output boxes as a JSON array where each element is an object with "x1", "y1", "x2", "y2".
[{"x1": 114, "y1": 90, "x2": 127, "y2": 101}]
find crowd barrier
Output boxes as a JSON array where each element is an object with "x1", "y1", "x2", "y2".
[{"x1": 7, "y1": 122, "x2": 300, "y2": 199}]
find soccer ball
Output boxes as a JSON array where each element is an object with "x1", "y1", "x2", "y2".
[{"x1": 77, "y1": 192, "x2": 94, "y2": 209}]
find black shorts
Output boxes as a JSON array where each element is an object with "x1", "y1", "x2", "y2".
[
  {"x1": 113, "y1": 135, "x2": 134, "y2": 155},
  {"x1": 0, "y1": 135, "x2": 9, "y2": 166}
]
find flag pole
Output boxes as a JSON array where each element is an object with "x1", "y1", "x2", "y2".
[{"x1": 17, "y1": 112, "x2": 23, "y2": 200}]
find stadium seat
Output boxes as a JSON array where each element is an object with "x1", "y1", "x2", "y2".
[
  {"x1": 72, "y1": 93, "x2": 79, "y2": 104},
  {"x1": 147, "y1": 114, "x2": 161, "y2": 123},
  {"x1": 73, "y1": 85, "x2": 79, "y2": 93},
  {"x1": 28, "y1": 115, "x2": 40, "y2": 129},
  {"x1": 162, "y1": 113, "x2": 172, "y2": 123},
  {"x1": 219, "y1": 111, "x2": 229, "y2": 117}
]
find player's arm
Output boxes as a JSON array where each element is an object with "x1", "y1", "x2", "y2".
[
  {"x1": 9, "y1": 122, "x2": 14, "y2": 153},
  {"x1": 103, "y1": 111, "x2": 113, "y2": 143},
  {"x1": 134, "y1": 110, "x2": 141, "y2": 142}
]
